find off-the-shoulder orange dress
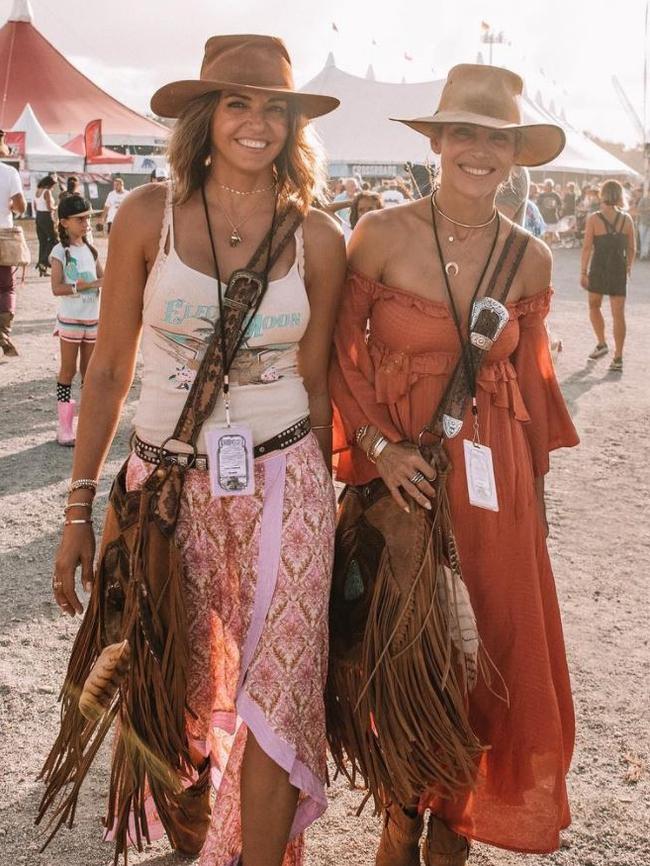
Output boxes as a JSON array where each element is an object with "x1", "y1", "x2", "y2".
[{"x1": 329, "y1": 270, "x2": 580, "y2": 854}]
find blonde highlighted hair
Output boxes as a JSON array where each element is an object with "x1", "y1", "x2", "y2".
[{"x1": 166, "y1": 92, "x2": 326, "y2": 214}]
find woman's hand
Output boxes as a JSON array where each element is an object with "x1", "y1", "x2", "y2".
[
  {"x1": 52, "y1": 524, "x2": 96, "y2": 616},
  {"x1": 375, "y1": 441, "x2": 436, "y2": 512},
  {"x1": 580, "y1": 274, "x2": 589, "y2": 290}
]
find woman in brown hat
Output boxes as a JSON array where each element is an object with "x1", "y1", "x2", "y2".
[
  {"x1": 328, "y1": 64, "x2": 578, "y2": 864},
  {"x1": 42, "y1": 34, "x2": 344, "y2": 866}
]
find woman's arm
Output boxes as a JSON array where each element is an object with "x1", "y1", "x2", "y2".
[
  {"x1": 44, "y1": 188, "x2": 55, "y2": 213},
  {"x1": 299, "y1": 208, "x2": 346, "y2": 471},
  {"x1": 625, "y1": 213, "x2": 636, "y2": 273},
  {"x1": 580, "y1": 215, "x2": 595, "y2": 288},
  {"x1": 53, "y1": 185, "x2": 165, "y2": 616}
]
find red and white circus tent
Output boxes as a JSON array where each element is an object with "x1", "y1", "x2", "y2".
[{"x1": 0, "y1": 0, "x2": 167, "y2": 146}]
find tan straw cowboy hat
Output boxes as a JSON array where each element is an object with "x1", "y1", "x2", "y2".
[
  {"x1": 392, "y1": 63, "x2": 565, "y2": 167},
  {"x1": 151, "y1": 34, "x2": 340, "y2": 120}
]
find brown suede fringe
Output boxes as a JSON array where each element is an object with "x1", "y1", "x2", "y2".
[
  {"x1": 36, "y1": 460, "x2": 196, "y2": 864},
  {"x1": 326, "y1": 463, "x2": 505, "y2": 814}
]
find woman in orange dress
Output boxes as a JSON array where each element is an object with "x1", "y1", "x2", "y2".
[{"x1": 329, "y1": 64, "x2": 579, "y2": 864}]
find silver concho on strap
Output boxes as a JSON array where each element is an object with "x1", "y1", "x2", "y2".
[
  {"x1": 442, "y1": 415, "x2": 464, "y2": 439},
  {"x1": 441, "y1": 298, "x2": 511, "y2": 440}
]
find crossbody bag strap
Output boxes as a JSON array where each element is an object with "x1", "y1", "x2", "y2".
[
  {"x1": 171, "y1": 206, "x2": 303, "y2": 447},
  {"x1": 422, "y1": 224, "x2": 529, "y2": 453}
]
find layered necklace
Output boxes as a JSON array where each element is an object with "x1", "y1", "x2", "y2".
[
  {"x1": 431, "y1": 191, "x2": 498, "y2": 276},
  {"x1": 214, "y1": 181, "x2": 277, "y2": 247}
]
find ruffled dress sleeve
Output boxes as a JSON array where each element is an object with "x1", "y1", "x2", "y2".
[
  {"x1": 330, "y1": 271, "x2": 404, "y2": 483},
  {"x1": 512, "y1": 290, "x2": 579, "y2": 476}
]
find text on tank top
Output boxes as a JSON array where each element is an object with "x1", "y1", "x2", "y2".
[{"x1": 133, "y1": 183, "x2": 311, "y2": 451}]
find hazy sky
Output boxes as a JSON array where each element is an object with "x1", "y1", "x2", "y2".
[{"x1": 5, "y1": 0, "x2": 649, "y2": 146}]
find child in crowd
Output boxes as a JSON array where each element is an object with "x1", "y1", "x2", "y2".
[{"x1": 49, "y1": 195, "x2": 103, "y2": 446}]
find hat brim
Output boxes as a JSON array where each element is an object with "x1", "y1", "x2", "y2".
[
  {"x1": 390, "y1": 111, "x2": 566, "y2": 167},
  {"x1": 62, "y1": 209, "x2": 92, "y2": 218},
  {"x1": 151, "y1": 80, "x2": 339, "y2": 120}
]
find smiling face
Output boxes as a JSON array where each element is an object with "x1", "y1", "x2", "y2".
[
  {"x1": 431, "y1": 123, "x2": 518, "y2": 200},
  {"x1": 210, "y1": 89, "x2": 290, "y2": 175}
]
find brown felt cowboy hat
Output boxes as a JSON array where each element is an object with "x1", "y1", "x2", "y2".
[
  {"x1": 391, "y1": 64, "x2": 565, "y2": 167},
  {"x1": 151, "y1": 34, "x2": 340, "y2": 120}
]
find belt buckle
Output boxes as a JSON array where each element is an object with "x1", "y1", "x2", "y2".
[{"x1": 158, "y1": 436, "x2": 198, "y2": 469}]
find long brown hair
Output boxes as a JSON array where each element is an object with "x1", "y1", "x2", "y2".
[{"x1": 167, "y1": 92, "x2": 326, "y2": 214}]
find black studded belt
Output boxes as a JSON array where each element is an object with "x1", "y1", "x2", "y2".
[{"x1": 133, "y1": 417, "x2": 311, "y2": 471}]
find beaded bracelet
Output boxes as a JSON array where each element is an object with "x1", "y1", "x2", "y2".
[
  {"x1": 355, "y1": 424, "x2": 370, "y2": 446},
  {"x1": 68, "y1": 479, "x2": 98, "y2": 494}
]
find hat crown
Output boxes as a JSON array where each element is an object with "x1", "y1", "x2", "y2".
[
  {"x1": 200, "y1": 34, "x2": 295, "y2": 91},
  {"x1": 438, "y1": 64, "x2": 523, "y2": 125}
]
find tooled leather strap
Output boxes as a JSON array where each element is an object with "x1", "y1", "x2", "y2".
[
  {"x1": 171, "y1": 206, "x2": 303, "y2": 447},
  {"x1": 424, "y1": 224, "x2": 530, "y2": 446}
]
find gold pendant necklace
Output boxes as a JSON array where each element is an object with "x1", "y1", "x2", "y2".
[
  {"x1": 432, "y1": 191, "x2": 497, "y2": 245},
  {"x1": 215, "y1": 195, "x2": 258, "y2": 247}
]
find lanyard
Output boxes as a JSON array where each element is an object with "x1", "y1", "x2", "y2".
[
  {"x1": 201, "y1": 185, "x2": 278, "y2": 426},
  {"x1": 430, "y1": 196, "x2": 500, "y2": 433}
]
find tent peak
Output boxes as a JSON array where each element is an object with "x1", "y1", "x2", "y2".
[
  {"x1": 9, "y1": 0, "x2": 34, "y2": 22},
  {"x1": 325, "y1": 51, "x2": 336, "y2": 68},
  {"x1": 365, "y1": 64, "x2": 376, "y2": 81}
]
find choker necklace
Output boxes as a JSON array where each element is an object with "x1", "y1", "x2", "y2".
[
  {"x1": 217, "y1": 181, "x2": 276, "y2": 197},
  {"x1": 432, "y1": 192, "x2": 497, "y2": 243}
]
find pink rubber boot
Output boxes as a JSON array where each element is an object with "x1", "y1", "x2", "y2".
[{"x1": 56, "y1": 400, "x2": 76, "y2": 447}]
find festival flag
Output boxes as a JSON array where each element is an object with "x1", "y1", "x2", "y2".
[
  {"x1": 404, "y1": 52, "x2": 413, "y2": 61},
  {"x1": 481, "y1": 21, "x2": 491, "y2": 31},
  {"x1": 84, "y1": 118, "x2": 102, "y2": 162},
  {"x1": 332, "y1": 22, "x2": 339, "y2": 32}
]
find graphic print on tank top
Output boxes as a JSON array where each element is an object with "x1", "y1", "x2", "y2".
[{"x1": 150, "y1": 291, "x2": 306, "y2": 392}]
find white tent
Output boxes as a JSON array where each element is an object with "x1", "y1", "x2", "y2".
[
  {"x1": 9, "y1": 103, "x2": 84, "y2": 171},
  {"x1": 302, "y1": 58, "x2": 638, "y2": 177}
]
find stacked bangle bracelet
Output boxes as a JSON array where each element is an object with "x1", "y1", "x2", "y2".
[{"x1": 355, "y1": 425, "x2": 389, "y2": 464}]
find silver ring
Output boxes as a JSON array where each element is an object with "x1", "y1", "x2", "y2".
[{"x1": 409, "y1": 471, "x2": 426, "y2": 485}]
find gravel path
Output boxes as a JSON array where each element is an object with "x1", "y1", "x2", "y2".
[{"x1": 0, "y1": 234, "x2": 648, "y2": 866}]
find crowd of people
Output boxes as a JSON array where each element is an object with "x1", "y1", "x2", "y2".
[{"x1": 0, "y1": 40, "x2": 642, "y2": 866}]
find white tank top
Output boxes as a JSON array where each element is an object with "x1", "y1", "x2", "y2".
[
  {"x1": 35, "y1": 190, "x2": 51, "y2": 212},
  {"x1": 133, "y1": 183, "x2": 311, "y2": 451}
]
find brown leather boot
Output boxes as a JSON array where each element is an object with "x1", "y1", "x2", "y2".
[
  {"x1": 376, "y1": 804, "x2": 424, "y2": 866},
  {"x1": 421, "y1": 815, "x2": 470, "y2": 866}
]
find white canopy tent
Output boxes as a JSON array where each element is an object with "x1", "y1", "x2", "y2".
[
  {"x1": 10, "y1": 103, "x2": 84, "y2": 172},
  {"x1": 302, "y1": 57, "x2": 638, "y2": 178}
]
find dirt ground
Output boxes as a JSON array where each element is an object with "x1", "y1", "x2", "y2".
[{"x1": 0, "y1": 230, "x2": 648, "y2": 866}]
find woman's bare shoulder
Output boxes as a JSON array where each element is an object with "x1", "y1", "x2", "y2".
[
  {"x1": 348, "y1": 200, "x2": 426, "y2": 276},
  {"x1": 519, "y1": 233, "x2": 552, "y2": 297},
  {"x1": 304, "y1": 205, "x2": 344, "y2": 244},
  {"x1": 109, "y1": 182, "x2": 167, "y2": 245}
]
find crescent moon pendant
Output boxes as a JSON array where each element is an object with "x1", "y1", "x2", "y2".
[{"x1": 445, "y1": 261, "x2": 459, "y2": 277}]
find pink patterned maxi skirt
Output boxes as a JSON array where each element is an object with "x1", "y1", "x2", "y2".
[{"x1": 125, "y1": 433, "x2": 336, "y2": 866}]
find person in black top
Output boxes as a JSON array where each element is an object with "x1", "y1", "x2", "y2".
[
  {"x1": 537, "y1": 178, "x2": 562, "y2": 243},
  {"x1": 562, "y1": 181, "x2": 577, "y2": 217},
  {"x1": 580, "y1": 180, "x2": 636, "y2": 371}
]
